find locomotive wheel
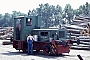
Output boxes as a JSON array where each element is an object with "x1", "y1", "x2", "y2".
[{"x1": 43, "y1": 44, "x2": 51, "y2": 55}]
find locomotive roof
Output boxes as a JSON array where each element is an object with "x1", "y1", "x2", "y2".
[
  {"x1": 33, "y1": 28, "x2": 59, "y2": 31},
  {"x1": 14, "y1": 16, "x2": 25, "y2": 18}
]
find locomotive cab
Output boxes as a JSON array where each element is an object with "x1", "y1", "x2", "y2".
[{"x1": 13, "y1": 16, "x2": 42, "y2": 41}]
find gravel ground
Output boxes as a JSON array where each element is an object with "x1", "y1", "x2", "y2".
[{"x1": 0, "y1": 40, "x2": 90, "y2": 60}]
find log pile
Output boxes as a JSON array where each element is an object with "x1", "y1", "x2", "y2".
[
  {"x1": 65, "y1": 14, "x2": 90, "y2": 50},
  {"x1": 0, "y1": 27, "x2": 13, "y2": 40}
]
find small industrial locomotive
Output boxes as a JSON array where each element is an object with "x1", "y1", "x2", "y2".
[{"x1": 13, "y1": 16, "x2": 70, "y2": 55}]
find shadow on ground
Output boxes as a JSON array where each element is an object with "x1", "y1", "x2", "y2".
[{"x1": 1, "y1": 51, "x2": 70, "y2": 59}]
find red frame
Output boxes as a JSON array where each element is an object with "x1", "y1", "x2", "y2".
[{"x1": 13, "y1": 40, "x2": 70, "y2": 55}]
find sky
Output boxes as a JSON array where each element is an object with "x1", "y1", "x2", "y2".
[{"x1": 0, "y1": 0, "x2": 90, "y2": 15}]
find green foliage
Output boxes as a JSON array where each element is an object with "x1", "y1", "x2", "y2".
[
  {"x1": 0, "y1": 2, "x2": 90, "y2": 27},
  {"x1": 0, "y1": 11, "x2": 27, "y2": 27},
  {"x1": 62, "y1": 4, "x2": 74, "y2": 24}
]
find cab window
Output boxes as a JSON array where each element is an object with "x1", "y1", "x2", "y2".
[
  {"x1": 26, "y1": 18, "x2": 32, "y2": 26},
  {"x1": 41, "y1": 32, "x2": 48, "y2": 36},
  {"x1": 59, "y1": 31, "x2": 65, "y2": 38}
]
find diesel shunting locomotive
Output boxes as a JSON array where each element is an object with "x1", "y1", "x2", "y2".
[{"x1": 13, "y1": 16, "x2": 70, "y2": 55}]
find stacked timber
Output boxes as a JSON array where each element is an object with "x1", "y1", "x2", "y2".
[
  {"x1": 0, "y1": 27, "x2": 13, "y2": 40},
  {"x1": 71, "y1": 36, "x2": 90, "y2": 50},
  {"x1": 65, "y1": 14, "x2": 90, "y2": 50},
  {"x1": 64, "y1": 24, "x2": 85, "y2": 39}
]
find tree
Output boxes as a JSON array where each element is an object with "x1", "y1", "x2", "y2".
[
  {"x1": 0, "y1": 14, "x2": 4, "y2": 26},
  {"x1": 28, "y1": 10, "x2": 31, "y2": 16},
  {"x1": 54, "y1": 5, "x2": 62, "y2": 26},
  {"x1": 12, "y1": 11, "x2": 27, "y2": 17},
  {"x1": 0, "y1": 2, "x2": 90, "y2": 27},
  {"x1": 75, "y1": 2, "x2": 90, "y2": 16},
  {"x1": 31, "y1": 9, "x2": 37, "y2": 16},
  {"x1": 85, "y1": 2, "x2": 89, "y2": 15},
  {"x1": 2, "y1": 13, "x2": 11, "y2": 27},
  {"x1": 63, "y1": 4, "x2": 74, "y2": 24}
]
